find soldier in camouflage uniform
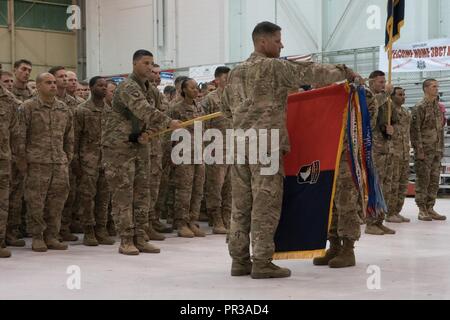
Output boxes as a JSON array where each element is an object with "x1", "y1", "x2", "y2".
[
  {"x1": 314, "y1": 87, "x2": 378, "y2": 268},
  {"x1": 22, "y1": 73, "x2": 74, "y2": 252},
  {"x1": 8, "y1": 60, "x2": 33, "y2": 243},
  {"x1": 0, "y1": 83, "x2": 25, "y2": 258},
  {"x1": 386, "y1": 87, "x2": 411, "y2": 223},
  {"x1": 49, "y1": 66, "x2": 83, "y2": 242},
  {"x1": 169, "y1": 78, "x2": 207, "y2": 238},
  {"x1": 146, "y1": 64, "x2": 172, "y2": 237},
  {"x1": 222, "y1": 22, "x2": 356, "y2": 279},
  {"x1": 155, "y1": 76, "x2": 188, "y2": 225},
  {"x1": 74, "y1": 77, "x2": 115, "y2": 247},
  {"x1": 102, "y1": 50, "x2": 180, "y2": 256},
  {"x1": 67, "y1": 71, "x2": 86, "y2": 105},
  {"x1": 201, "y1": 66, "x2": 232, "y2": 234},
  {"x1": 411, "y1": 79, "x2": 447, "y2": 221},
  {"x1": 365, "y1": 71, "x2": 396, "y2": 236}
]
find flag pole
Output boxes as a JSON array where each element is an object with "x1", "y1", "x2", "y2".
[{"x1": 387, "y1": 0, "x2": 394, "y2": 125}]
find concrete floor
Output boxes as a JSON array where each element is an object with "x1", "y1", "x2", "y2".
[{"x1": 1, "y1": 198, "x2": 449, "y2": 300}]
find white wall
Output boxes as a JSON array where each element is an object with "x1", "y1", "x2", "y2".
[
  {"x1": 86, "y1": 0, "x2": 155, "y2": 77},
  {"x1": 85, "y1": 0, "x2": 450, "y2": 77}
]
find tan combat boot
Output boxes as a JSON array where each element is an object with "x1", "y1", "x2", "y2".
[
  {"x1": 177, "y1": 221, "x2": 195, "y2": 238},
  {"x1": 212, "y1": 213, "x2": 227, "y2": 235},
  {"x1": 134, "y1": 236, "x2": 161, "y2": 254},
  {"x1": 60, "y1": 227, "x2": 79, "y2": 242},
  {"x1": 0, "y1": 240, "x2": 11, "y2": 258},
  {"x1": 119, "y1": 236, "x2": 139, "y2": 256},
  {"x1": 251, "y1": 261, "x2": 291, "y2": 279},
  {"x1": 313, "y1": 238, "x2": 342, "y2": 266},
  {"x1": 385, "y1": 215, "x2": 403, "y2": 223},
  {"x1": 231, "y1": 260, "x2": 253, "y2": 277},
  {"x1": 418, "y1": 207, "x2": 433, "y2": 221},
  {"x1": 83, "y1": 226, "x2": 99, "y2": 247},
  {"x1": 5, "y1": 227, "x2": 26, "y2": 247},
  {"x1": 329, "y1": 238, "x2": 356, "y2": 268},
  {"x1": 428, "y1": 208, "x2": 447, "y2": 221},
  {"x1": 45, "y1": 236, "x2": 68, "y2": 251},
  {"x1": 378, "y1": 223, "x2": 396, "y2": 235},
  {"x1": 152, "y1": 219, "x2": 173, "y2": 234},
  {"x1": 95, "y1": 226, "x2": 116, "y2": 245},
  {"x1": 365, "y1": 224, "x2": 385, "y2": 235},
  {"x1": 398, "y1": 214, "x2": 411, "y2": 223},
  {"x1": 32, "y1": 234, "x2": 48, "y2": 253},
  {"x1": 146, "y1": 223, "x2": 166, "y2": 241},
  {"x1": 189, "y1": 222, "x2": 206, "y2": 237}
]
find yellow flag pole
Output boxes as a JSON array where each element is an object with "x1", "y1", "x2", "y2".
[
  {"x1": 147, "y1": 112, "x2": 224, "y2": 139},
  {"x1": 387, "y1": 0, "x2": 394, "y2": 126}
]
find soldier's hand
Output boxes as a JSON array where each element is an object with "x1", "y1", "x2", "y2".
[
  {"x1": 416, "y1": 152, "x2": 425, "y2": 161},
  {"x1": 169, "y1": 120, "x2": 183, "y2": 130},
  {"x1": 138, "y1": 132, "x2": 150, "y2": 145},
  {"x1": 16, "y1": 159, "x2": 27, "y2": 175},
  {"x1": 386, "y1": 125, "x2": 394, "y2": 136},
  {"x1": 385, "y1": 84, "x2": 394, "y2": 95}
]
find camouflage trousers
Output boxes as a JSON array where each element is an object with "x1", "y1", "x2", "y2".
[
  {"x1": 103, "y1": 147, "x2": 150, "y2": 238},
  {"x1": 368, "y1": 152, "x2": 394, "y2": 225},
  {"x1": 205, "y1": 164, "x2": 232, "y2": 228},
  {"x1": 0, "y1": 160, "x2": 10, "y2": 241},
  {"x1": 228, "y1": 162, "x2": 284, "y2": 264},
  {"x1": 148, "y1": 153, "x2": 163, "y2": 222},
  {"x1": 155, "y1": 141, "x2": 174, "y2": 220},
  {"x1": 415, "y1": 151, "x2": 442, "y2": 209},
  {"x1": 78, "y1": 166, "x2": 110, "y2": 228},
  {"x1": 388, "y1": 155, "x2": 410, "y2": 216},
  {"x1": 328, "y1": 151, "x2": 362, "y2": 241},
  {"x1": 8, "y1": 163, "x2": 24, "y2": 232},
  {"x1": 173, "y1": 164, "x2": 205, "y2": 224},
  {"x1": 24, "y1": 163, "x2": 70, "y2": 237},
  {"x1": 61, "y1": 167, "x2": 79, "y2": 232}
]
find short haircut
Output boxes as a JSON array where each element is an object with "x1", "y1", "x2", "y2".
[
  {"x1": 48, "y1": 66, "x2": 66, "y2": 76},
  {"x1": 423, "y1": 79, "x2": 437, "y2": 91},
  {"x1": 0, "y1": 70, "x2": 13, "y2": 77},
  {"x1": 252, "y1": 21, "x2": 282, "y2": 42},
  {"x1": 36, "y1": 72, "x2": 53, "y2": 84},
  {"x1": 14, "y1": 59, "x2": 32, "y2": 69},
  {"x1": 369, "y1": 70, "x2": 385, "y2": 79},
  {"x1": 214, "y1": 66, "x2": 231, "y2": 78},
  {"x1": 164, "y1": 85, "x2": 176, "y2": 95},
  {"x1": 392, "y1": 87, "x2": 404, "y2": 97},
  {"x1": 89, "y1": 76, "x2": 104, "y2": 88},
  {"x1": 133, "y1": 50, "x2": 153, "y2": 62},
  {"x1": 175, "y1": 76, "x2": 189, "y2": 86},
  {"x1": 79, "y1": 80, "x2": 89, "y2": 86}
]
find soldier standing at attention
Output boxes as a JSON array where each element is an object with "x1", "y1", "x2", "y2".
[
  {"x1": 169, "y1": 78, "x2": 206, "y2": 238},
  {"x1": 74, "y1": 77, "x2": 115, "y2": 247},
  {"x1": 102, "y1": 50, "x2": 181, "y2": 256},
  {"x1": 0, "y1": 83, "x2": 24, "y2": 258},
  {"x1": 365, "y1": 71, "x2": 397, "y2": 236},
  {"x1": 49, "y1": 66, "x2": 83, "y2": 242},
  {"x1": 411, "y1": 79, "x2": 447, "y2": 222},
  {"x1": 10, "y1": 60, "x2": 33, "y2": 242},
  {"x1": 386, "y1": 87, "x2": 411, "y2": 223},
  {"x1": 222, "y1": 21, "x2": 358, "y2": 279},
  {"x1": 202, "y1": 66, "x2": 232, "y2": 234},
  {"x1": 22, "y1": 73, "x2": 74, "y2": 252}
]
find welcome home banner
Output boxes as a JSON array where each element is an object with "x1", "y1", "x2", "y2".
[{"x1": 379, "y1": 38, "x2": 450, "y2": 73}]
